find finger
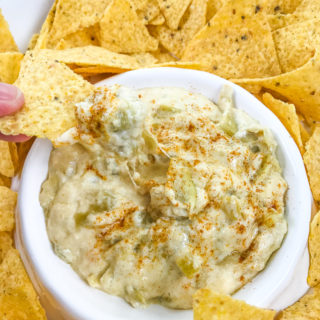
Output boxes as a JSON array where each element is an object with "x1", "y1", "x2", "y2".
[
  {"x1": 0, "y1": 133, "x2": 30, "y2": 142},
  {"x1": 0, "y1": 83, "x2": 25, "y2": 116}
]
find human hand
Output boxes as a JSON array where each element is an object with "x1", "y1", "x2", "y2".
[{"x1": 0, "y1": 83, "x2": 29, "y2": 142}]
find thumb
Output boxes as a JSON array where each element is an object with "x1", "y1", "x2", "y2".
[{"x1": 0, "y1": 83, "x2": 25, "y2": 116}]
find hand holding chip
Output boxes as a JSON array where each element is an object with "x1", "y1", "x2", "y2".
[{"x1": 0, "y1": 83, "x2": 29, "y2": 142}]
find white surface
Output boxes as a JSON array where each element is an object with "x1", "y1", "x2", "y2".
[{"x1": 17, "y1": 68, "x2": 312, "y2": 320}]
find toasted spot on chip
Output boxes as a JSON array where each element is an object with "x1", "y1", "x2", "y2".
[
  {"x1": 277, "y1": 284, "x2": 320, "y2": 319},
  {"x1": 99, "y1": 0, "x2": 158, "y2": 53},
  {"x1": 0, "y1": 186, "x2": 17, "y2": 232},
  {"x1": 16, "y1": 139, "x2": 35, "y2": 174},
  {"x1": 0, "y1": 52, "x2": 23, "y2": 85},
  {"x1": 0, "y1": 141, "x2": 15, "y2": 178},
  {"x1": 262, "y1": 93, "x2": 304, "y2": 153},
  {"x1": 157, "y1": 0, "x2": 192, "y2": 30},
  {"x1": 193, "y1": 289, "x2": 276, "y2": 320},
  {"x1": 155, "y1": 0, "x2": 207, "y2": 58},
  {"x1": 273, "y1": 19, "x2": 320, "y2": 72},
  {"x1": 0, "y1": 175, "x2": 11, "y2": 188},
  {"x1": 48, "y1": 0, "x2": 110, "y2": 45},
  {"x1": 0, "y1": 51, "x2": 94, "y2": 141},
  {"x1": 304, "y1": 127, "x2": 320, "y2": 201},
  {"x1": 308, "y1": 211, "x2": 320, "y2": 287},
  {"x1": 182, "y1": 0, "x2": 281, "y2": 79},
  {"x1": 0, "y1": 249, "x2": 46, "y2": 320},
  {"x1": 233, "y1": 51, "x2": 320, "y2": 121},
  {"x1": 0, "y1": 9, "x2": 18, "y2": 52}
]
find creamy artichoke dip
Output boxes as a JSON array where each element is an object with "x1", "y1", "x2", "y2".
[{"x1": 40, "y1": 85, "x2": 287, "y2": 309}]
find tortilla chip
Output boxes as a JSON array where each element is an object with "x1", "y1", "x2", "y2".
[
  {"x1": 262, "y1": 93, "x2": 304, "y2": 153},
  {"x1": 0, "y1": 52, "x2": 23, "y2": 84},
  {"x1": 0, "y1": 232, "x2": 12, "y2": 264},
  {"x1": 55, "y1": 25, "x2": 100, "y2": 49},
  {"x1": 27, "y1": 33, "x2": 39, "y2": 51},
  {"x1": 273, "y1": 19, "x2": 320, "y2": 72},
  {"x1": 157, "y1": 0, "x2": 192, "y2": 30},
  {"x1": 308, "y1": 211, "x2": 320, "y2": 287},
  {"x1": 16, "y1": 139, "x2": 35, "y2": 174},
  {"x1": 34, "y1": 1, "x2": 57, "y2": 50},
  {"x1": 0, "y1": 142, "x2": 15, "y2": 178},
  {"x1": 277, "y1": 284, "x2": 320, "y2": 319},
  {"x1": 182, "y1": 0, "x2": 281, "y2": 79},
  {"x1": 99, "y1": 0, "x2": 158, "y2": 53},
  {"x1": 304, "y1": 127, "x2": 320, "y2": 201},
  {"x1": 0, "y1": 175, "x2": 11, "y2": 188},
  {"x1": 0, "y1": 10, "x2": 18, "y2": 52},
  {"x1": 0, "y1": 51, "x2": 94, "y2": 141},
  {"x1": 155, "y1": 0, "x2": 207, "y2": 58},
  {"x1": 0, "y1": 248, "x2": 46, "y2": 320},
  {"x1": 151, "y1": 47, "x2": 176, "y2": 62},
  {"x1": 41, "y1": 46, "x2": 157, "y2": 72},
  {"x1": 300, "y1": 122, "x2": 311, "y2": 145},
  {"x1": 148, "y1": 13, "x2": 165, "y2": 25},
  {"x1": 130, "y1": 0, "x2": 160, "y2": 24},
  {"x1": 193, "y1": 289, "x2": 276, "y2": 320},
  {"x1": 258, "y1": 0, "x2": 302, "y2": 14},
  {"x1": 206, "y1": 0, "x2": 224, "y2": 21},
  {"x1": 48, "y1": 0, "x2": 110, "y2": 45},
  {"x1": 0, "y1": 186, "x2": 16, "y2": 232},
  {"x1": 234, "y1": 50, "x2": 320, "y2": 120}
]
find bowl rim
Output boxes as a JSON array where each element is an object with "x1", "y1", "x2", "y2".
[{"x1": 17, "y1": 67, "x2": 312, "y2": 320}]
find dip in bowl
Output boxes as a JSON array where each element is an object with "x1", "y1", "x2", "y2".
[{"x1": 16, "y1": 68, "x2": 312, "y2": 320}]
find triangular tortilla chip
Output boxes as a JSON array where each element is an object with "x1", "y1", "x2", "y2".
[
  {"x1": 0, "y1": 249, "x2": 46, "y2": 320},
  {"x1": 0, "y1": 52, "x2": 23, "y2": 84},
  {"x1": 99, "y1": 0, "x2": 158, "y2": 53},
  {"x1": 304, "y1": 127, "x2": 320, "y2": 201},
  {"x1": 182, "y1": 0, "x2": 281, "y2": 79},
  {"x1": 0, "y1": 9, "x2": 18, "y2": 52},
  {"x1": 40, "y1": 46, "x2": 157, "y2": 70},
  {"x1": 262, "y1": 93, "x2": 304, "y2": 153},
  {"x1": 55, "y1": 25, "x2": 100, "y2": 49},
  {"x1": 0, "y1": 142, "x2": 14, "y2": 178},
  {"x1": 155, "y1": 0, "x2": 207, "y2": 58},
  {"x1": 0, "y1": 51, "x2": 94, "y2": 141},
  {"x1": 273, "y1": 19, "x2": 320, "y2": 72},
  {"x1": 48, "y1": 0, "x2": 110, "y2": 45},
  {"x1": 308, "y1": 211, "x2": 320, "y2": 287},
  {"x1": 157, "y1": 0, "x2": 192, "y2": 30},
  {"x1": 130, "y1": 0, "x2": 160, "y2": 24},
  {"x1": 193, "y1": 289, "x2": 276, "y2": 320},
  {"x1": 0, "y1": 186, "x2": 16, "y2": 232},
  {"x1": 278, "y1": 284, "x2": 320, "y2": 319},
  {"x1": 233, "y1": 51, "x2": 320, "y2": 121}
]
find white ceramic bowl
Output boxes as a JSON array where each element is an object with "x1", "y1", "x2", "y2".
[{"x1": 16, "y1": 68, "x2": 312, "y2": 320}]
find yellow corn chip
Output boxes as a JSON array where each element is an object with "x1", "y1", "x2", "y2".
[
  {"x1": 0, "y1": 175, "x2": 11, "y2": 188},
  {"x1": 55, "y1": 25, "x2": 100, "y2": 49},
  {"x1": 304, "y1": 127, "x2": 320, "y2": 201},
  {"x1": 157, "y1": 0, "x2": 192, "y2": 30},
  {"x1": 48, "y1": 0, "x2": 110, "y2": 44},
  {"x1": 206, "y1": 0, "x2": 224, "y2": 21},
  {"x1": 130, "y1": 0, "x2": 160, "y2": 24},
  {"x1": 262, "y1": 93, "x2": 304, "y2": 153},
  {"x1": 148, "y1": 13, "x2": 165, "y2": 25},
  {"x1": 155, "y1": 0, "x2": 207, "y2": 58},
  {"x1": 193, "y1": 289, "x2": 276, "y2": 320},
  {"x1": 0, "y1": 9, "x2": 18, "y2": 52},
  {"x1": 8, "y1": 143, "x2": 18, "y2": 176},
  {"x1": 278, "y1": 284, "x2": 320, "y2": 319},
  {"x1": 308, "y1": 211, "x2": 320, "y2": 287},
  {"x1": 0, "y1": 186, "x2": 16, "y2": 232},
  {"x1": 0, "y1": 249, "x2": 46, "y2": 320},
  {"x1": 258, "y1": 0, "x2": 302, "y2": 14},
  {"x1": 182, "y1": 0, "x2": 281, "y2": 79},
  {"x1": 233, "y1": 51, "x2": 320, "y2": 121},
  {"x1": 0, "y1": 51, "x2": 94, "y2": 141},
  {"x1": 0, "y1": 232, "x2": 12, "y2": 264},
  {"x1": 151, "y1": 47, "x2": 176, "y2": 62},
  {"x1": 99, "y1": 0, "x2": 158, "y2": 53},
  {"x1": 0, "y1": 142, "x2": 14, "y2": 178},
  {"x1": 300, "y1": 122, "x2": 311, "y2": 145},
  {"x1": 27, "y1": 33, "x2": 39, "y2": 51},
  {"x1": 273, "y1": 19, "x2": 320, "y2": 72},
  {"x1": 34, "y1": 1, "x2": 57, "y2": 50},
  {"x1": 0, "y1": 52, "x2": 23, "y2": 85}
]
